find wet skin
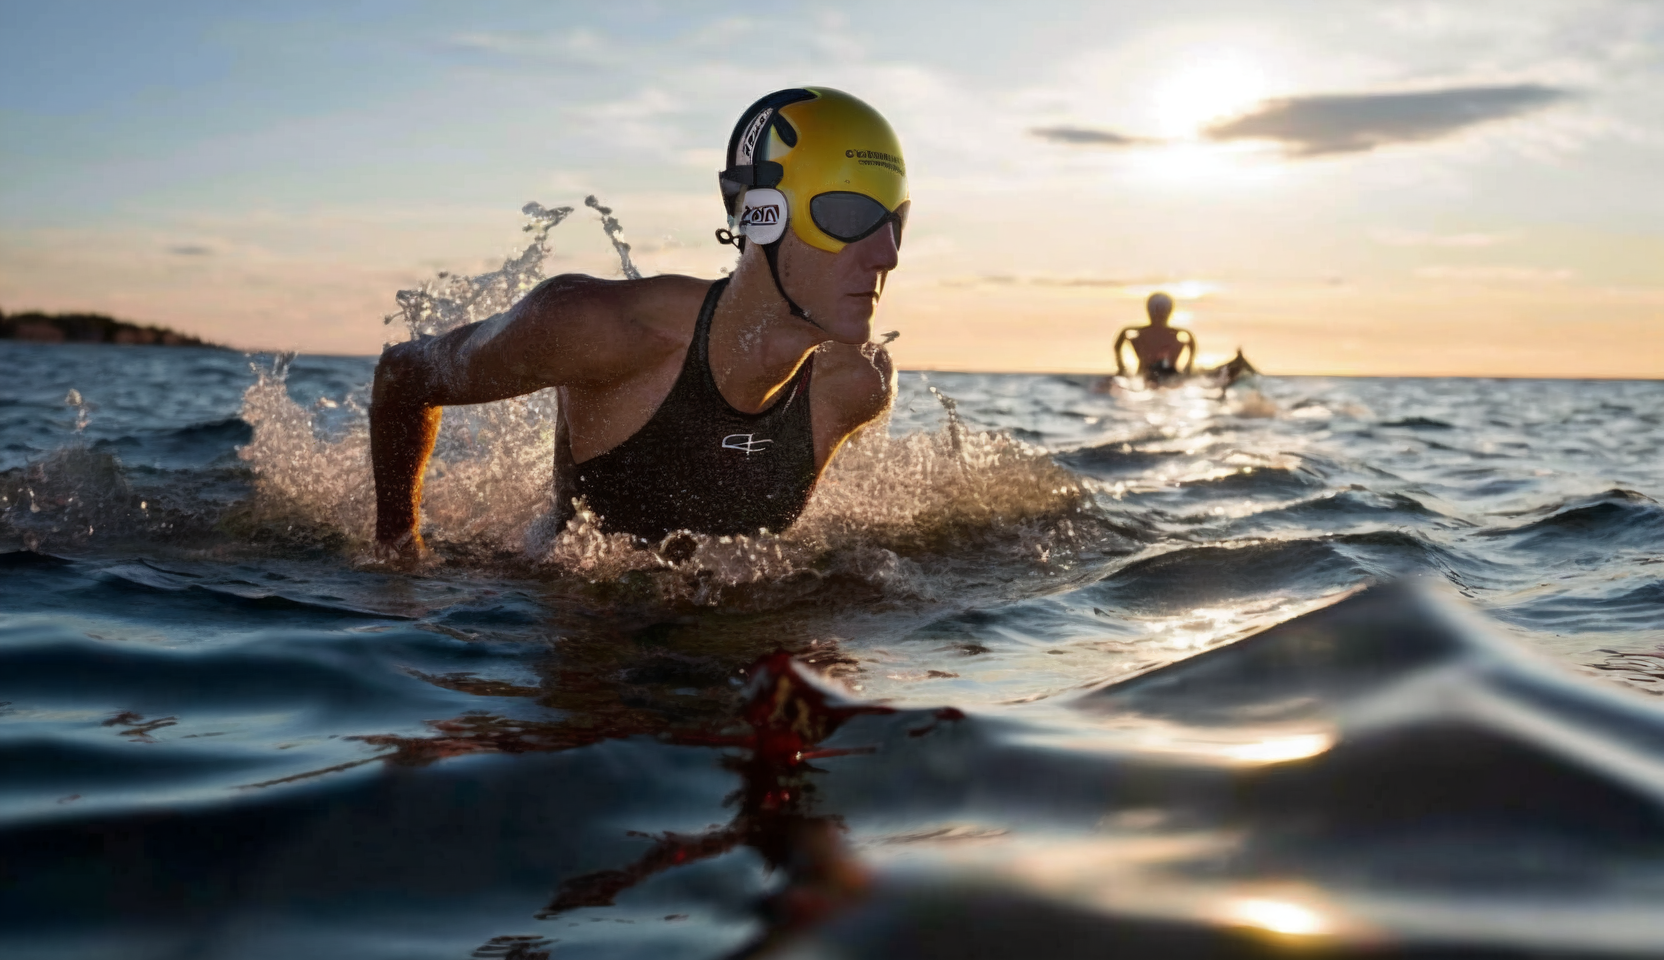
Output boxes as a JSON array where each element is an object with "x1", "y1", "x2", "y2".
[
  {"x1": 369, "y1": 225, "x2": 901, "y2": 557},
  {"x1": 1113, "y1": 315, "x2": 1196, "y2": 380}
]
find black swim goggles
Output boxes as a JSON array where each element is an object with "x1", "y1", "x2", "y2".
[{"x1": 809, "y1": 192, "x2": 909, "y2": 248}]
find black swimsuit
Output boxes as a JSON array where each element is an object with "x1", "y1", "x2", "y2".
[
  {"x1": 1143, "y1": 355, "x2": 1185, "y2": 386},
  {"x1": 554, "y1": 278, "x2": 819, "y2": 543}
]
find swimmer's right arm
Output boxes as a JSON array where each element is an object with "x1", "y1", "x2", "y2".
[
  {"x1": 368, "y1": 275, "x2": 649, "y2": 555},
  {"x1": 1112, "y1": 330, "x2": 1130, "y2": 376}
]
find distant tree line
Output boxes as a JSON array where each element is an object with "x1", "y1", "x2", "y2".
[{"x1": 0, "y1": 307, "x2": 223, "y2": 348}]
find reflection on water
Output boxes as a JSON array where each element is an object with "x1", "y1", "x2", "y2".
[
  {"x1": 532, "y1": 652, "x2": 930, "y2": 957},
  {"x1": 1221, "y1": 897, "x2": 1328, "y2": 936},
  {"x1": 1222, "y1": 732, "x2": 1333, "y2": 763}
]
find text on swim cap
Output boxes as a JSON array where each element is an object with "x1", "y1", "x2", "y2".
[{"x1": 845, "y1": 148, "x2": 905, "y2": 175}]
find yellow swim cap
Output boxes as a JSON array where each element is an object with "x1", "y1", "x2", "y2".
[{"x1": 720, "y1": 87, "x2": 909, "y2": 254}]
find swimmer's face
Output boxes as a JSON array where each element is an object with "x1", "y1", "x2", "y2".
[{"x1": 776, "y1": 223, "x2": 900, "y2": 344}]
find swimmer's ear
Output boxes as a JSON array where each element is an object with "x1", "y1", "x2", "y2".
[{"x1": 736, "y1": 188, "x2": 787, "y2": 245}]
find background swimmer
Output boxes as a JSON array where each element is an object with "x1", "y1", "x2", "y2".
[{"x1": 1113, "y1": 291, "x2": 1196, "y2": 385}]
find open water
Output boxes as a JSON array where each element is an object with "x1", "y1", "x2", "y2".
[{"x1": 2, "y1": 213, "x2": 1663, "y2": 958}]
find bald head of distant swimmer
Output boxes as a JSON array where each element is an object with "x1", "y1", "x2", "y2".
[{"x1": 1147, "y1": 292, "x2": 1174, "y2": 326}]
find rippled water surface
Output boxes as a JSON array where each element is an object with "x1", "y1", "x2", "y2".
[{"x1": 2, "y1": 340, "x2": 1662, "y2": 959}]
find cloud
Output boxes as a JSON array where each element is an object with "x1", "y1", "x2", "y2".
[
  {"x1": 1029, "y1": 125, "x2": 1144, "y2": 147},
  {"x1": 1416, "y1": 265, "x2": 1573, "y2": 282},
  {"x1": 168, "y1": 245, "x2": 213, "y2": 256},
  {"x1": 938, "y1": 275, "x2": 1217, "y2": 299},
  {"x1": 1204, "y1": 84, "x2": 1570, "y2": 156},
  {"x1": 1372, "y1": 229, "x2": 1511, "y2": 247},
  {"x1": 435, "y1": 28, "x2": 616, "y2": 68}
]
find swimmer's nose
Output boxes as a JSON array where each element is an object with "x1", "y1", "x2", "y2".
[{"x1": 851, "y1": 224, "x2": 899, "y2": 274}]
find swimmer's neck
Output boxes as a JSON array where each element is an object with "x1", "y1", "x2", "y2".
[{"x1": 706, "y1": 253, "x2": 828, "y2": 414}]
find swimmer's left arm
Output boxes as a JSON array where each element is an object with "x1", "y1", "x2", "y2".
[
  {"x1": 402, "y1": 275, "x2": 659, "y2": 405},
  {"x1": 1179, "y1": 330, "x2": 1197, "y2": 374},
  {"x1": 369, "y1": 275, "x2": 670, "y2": 555},
  {"x1": 811, "y1": 342, "x2": 896, "y2": 469}
]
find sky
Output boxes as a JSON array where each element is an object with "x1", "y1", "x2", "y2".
[{"x1": 2, "y1": 0, "x2": 1660, "y2": 376}]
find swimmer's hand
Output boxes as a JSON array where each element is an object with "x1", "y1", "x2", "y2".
[{"x1": 373, "y1": 529, "x2": 429, "y2": 565}]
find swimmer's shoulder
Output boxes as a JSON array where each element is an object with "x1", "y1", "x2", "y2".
[
  {"x1": 530, "y1": 272, "x2": 712, "y2": 350},
  {"x1": 812, "y1": 339, "x2": 895, "y2": 424}
]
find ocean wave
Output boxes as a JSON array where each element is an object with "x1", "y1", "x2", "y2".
[
  {"x1": 1233, "y1": 487, "x2": 1453, "y2": 527},
  {"x1": 1498, "y1": 577, "x2": 1664, "y2": 634},
  {"x1": 89, "y1": 416, "x2": 252, "y2": 469},
  {"x1": 1083, "y1": 529, "x2": 1457, "y2": 615},
  {"x1": 6, "y1": 583, "x2": 1639, "y2": 958},
  {"x1": 1485, "y1": 489, "x2": 1664, "y2": 553},
  {"x1": 1379, "y1": 415, "x2": 1456, "y2": 430}
]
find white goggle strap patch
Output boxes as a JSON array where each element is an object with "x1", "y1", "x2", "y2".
[{"x1": 737, "y1": 188, "x2": 787, "y2": 245}]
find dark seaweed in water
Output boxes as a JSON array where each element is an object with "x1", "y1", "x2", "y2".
[{"x1": 2, "y1": 341, "x2": 1663, "y2": 958}]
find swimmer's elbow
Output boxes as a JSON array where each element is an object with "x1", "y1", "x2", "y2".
[
  {"x1": 374, "y1": 341, "x2": 436, "y2": 408},
  {"x1": 376, "y1": 330, "x2": 484, "y2": 408}
]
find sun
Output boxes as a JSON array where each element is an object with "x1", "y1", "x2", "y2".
[{"x1": 1149, "y1": 54, "x2": 1269, "y2": 139}]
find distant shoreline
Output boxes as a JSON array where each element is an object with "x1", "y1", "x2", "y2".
[{"x1": 0, "y1": 309, "x2": 225, "y2": 349}]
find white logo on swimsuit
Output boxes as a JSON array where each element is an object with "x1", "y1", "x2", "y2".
[{"x1": 722, "y1": 433, "x2": 773, "y2": 455}]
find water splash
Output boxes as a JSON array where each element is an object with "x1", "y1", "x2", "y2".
[
  {"x1": 236, "y1": 353, "x2": 557, "y2": 555},
  {"x1": 584, "y1": 195, "x2": 641, "y2": 281},
  {"x1": 237, "y1": 202, "x2": 585, "y2": 550},
  {"x1": 927, "y1": 385, "x2": 968, "y2": 460},
  {"x1": 524, "y1": 413, "x2": 1108, "y2": 608},
  {"x1": 64, "y1": 389, "x2": 91, "y2": 433},
  {"x1": 385, "y1": 201, "x2": 575, "y2": 342},
  {"x1": 0, "y1": 446, "x2": 140, "y2": 548},
  {"x1": 0, "y1": 386, "x2": 141, "y2": 548},
  {"x1": 230, "y1": 198, "x2": 1110, "y2": 604}
]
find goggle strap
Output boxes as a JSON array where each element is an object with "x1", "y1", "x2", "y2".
[
  {"x1": 718, "y1": 162, "x2": 786, "y2": 216},
  {"x1": 719, "y1": 161, "x2": 784, "y2": 190},
  {"x1": 761, "y1": 235, "x2": 823, "y2": 332}
]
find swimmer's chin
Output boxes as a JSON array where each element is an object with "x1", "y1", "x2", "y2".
[{"x1": 819, "y1": 300, "x2": 876, "y2": 344}]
